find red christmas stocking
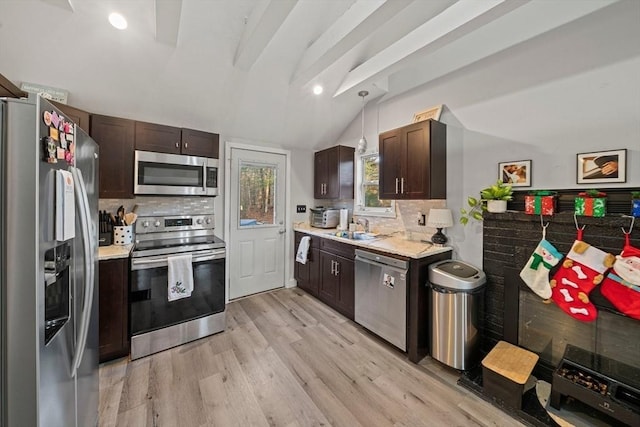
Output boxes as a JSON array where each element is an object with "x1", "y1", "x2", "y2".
[
  {"x1": 550, "y1": 229, "x2": 616, "y2": 321},
  {"x1": 601, "y1": 233, "x2": 640, "y2": 320}
]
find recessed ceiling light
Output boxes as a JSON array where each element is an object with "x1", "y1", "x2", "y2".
[
  {"x1": 313, "y1": 85, "x2": 323, "y2": 95},
  {"x1": 109, "y1": 12, "x2": 127, "y2": 30}
]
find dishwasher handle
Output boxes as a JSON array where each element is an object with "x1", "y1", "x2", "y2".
[{"x1": 354, "y1": 249, "x2": 408, "y2": 271}]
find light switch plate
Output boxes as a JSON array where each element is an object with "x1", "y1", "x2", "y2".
[{"x1": 296, "y1": 205, "x2": 306, "y2": 213}]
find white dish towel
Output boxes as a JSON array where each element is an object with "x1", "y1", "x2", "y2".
[
  {"x1": 296, "y1": 236, "x2": 311, "y2": 264},
  {"x1": 167, "y1": 254, "x2": 194, "y2": 301}
]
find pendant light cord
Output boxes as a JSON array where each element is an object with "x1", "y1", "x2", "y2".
[{"x1": 357, "y1": 90, "x2": 369, "y2": 154}]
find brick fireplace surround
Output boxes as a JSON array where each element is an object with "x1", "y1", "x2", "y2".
[{"x1": 481, "y1": 210, "x2": 640, "y2": 382}]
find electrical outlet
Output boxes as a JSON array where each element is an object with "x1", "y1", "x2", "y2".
[
  {"x1": 418, "y1": 213, "x2": 426, "y2": 226},
  {"x1": 296, "y1": 205, "x2": 306, "y2": 213}
]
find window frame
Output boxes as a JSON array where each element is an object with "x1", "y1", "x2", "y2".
[{"x1": 354, "y1": 151, "x2": 395, "y2": 218}]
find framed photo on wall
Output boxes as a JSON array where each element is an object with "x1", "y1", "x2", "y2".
[
  {"x1": 577, "y1": 149, "x2": 627, "y2": 184},
  {"x1": 499, "y1": 160, "x2": 531, "y2": 187}
]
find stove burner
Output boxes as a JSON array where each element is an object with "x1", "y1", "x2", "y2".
[{"x1": 132, "y1": 213, "x2": 225, "y2": 258}]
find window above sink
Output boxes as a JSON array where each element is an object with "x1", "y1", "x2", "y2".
[{"x1": 354, "y1": 152, "x2": 395, "y2": 218}]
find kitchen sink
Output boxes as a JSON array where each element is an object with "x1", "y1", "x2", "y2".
[{"x1": 326, "y1": 231, "x2": 379, "y2": 241}]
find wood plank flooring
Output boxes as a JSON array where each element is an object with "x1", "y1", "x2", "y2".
[{"x1": 99, "y1": 288, "x2": 525, "y2": 426}]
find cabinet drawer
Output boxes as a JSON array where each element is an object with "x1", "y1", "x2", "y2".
[{"x1": 320, "y1": 238, "x2": 355, "y2": 259}]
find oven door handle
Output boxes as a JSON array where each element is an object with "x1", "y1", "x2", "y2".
[{"x1": 131, "y1": 250, "x2": 226, "y2": 270}]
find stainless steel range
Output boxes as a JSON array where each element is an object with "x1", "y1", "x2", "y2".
[{"x1": 130, "y1": 214, "x2": 226, "y2": 360}]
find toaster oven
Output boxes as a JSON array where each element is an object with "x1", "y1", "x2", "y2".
[{"x1": 310, "y1": 208, "x2": 340, "y2": 228}]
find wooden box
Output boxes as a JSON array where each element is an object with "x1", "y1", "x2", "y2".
[{"x1": 481, "y1": 341, "x2": 539, "y2": 409}]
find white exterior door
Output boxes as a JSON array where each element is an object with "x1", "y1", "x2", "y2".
[{"x1": 228, "y1": 146, "x2": 287, "y2": 299}]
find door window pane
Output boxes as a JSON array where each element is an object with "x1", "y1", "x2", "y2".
[{"x1": 239, "y1": 162, "x2": 276, "y2": 226}]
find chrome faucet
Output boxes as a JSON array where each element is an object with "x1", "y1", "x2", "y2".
[{"x1": 356, "y1": 218, "x2": 369, "y2": 233}]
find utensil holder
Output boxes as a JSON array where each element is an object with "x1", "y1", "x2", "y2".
[{"x1": 113, "y1": 225, "x2": 134, "y2": 245}]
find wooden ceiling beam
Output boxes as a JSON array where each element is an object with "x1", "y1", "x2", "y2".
[
  {"x1": 333, "y1": 0, "x2": 523, "y2": 97},
  {"x1": 155, "y1": 0, "x2": 183, "y2": 46},
  {"x1": 234, "y1": 0, "x2": 297, "y2": 71}
]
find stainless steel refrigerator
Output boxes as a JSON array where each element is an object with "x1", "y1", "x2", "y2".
[{"x1": 1, "y1": 95, "x2": 99, "y2": 427}]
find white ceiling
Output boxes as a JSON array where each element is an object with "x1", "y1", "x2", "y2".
[{"x1": 0, "y1": 0, "x2": 632, "y2": 150}]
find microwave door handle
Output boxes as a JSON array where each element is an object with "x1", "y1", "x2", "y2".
[{"x1": 202, "y1": 162, "x2": 207, "y2": 194}]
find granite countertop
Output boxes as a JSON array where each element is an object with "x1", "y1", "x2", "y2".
[
  {"x1": 98, "y1": 244, "x2": 133, "y2": 261},
  {"x1": 293, "y1": 223, "x2": 451, "y2": 259}
]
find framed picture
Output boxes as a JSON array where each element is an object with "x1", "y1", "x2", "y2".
[
  {"x1": 499, "y1": 160, "x2": 531, "y2": 187},
  {"x1": 577, "y1": 149, "x2": 627, "y2": 184},
  {"x1": 412, "y1": 104, "x2": 442, "y2": 122}
]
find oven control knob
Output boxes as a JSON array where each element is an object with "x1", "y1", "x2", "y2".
[
  {"x1": 196, "y1": 218, "x2": 203, "y2": 225},
  {"x1": 154, "y1": 220, "x2": 161, "y2": 227},
  {"x1": 142, "y1": 221, "x2": 150, "y2": 228},
  {"x1": 205, "y1": 217, "x2": 212, "y2": 225}
]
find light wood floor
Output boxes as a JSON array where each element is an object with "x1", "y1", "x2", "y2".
[{"x1": 99, "y1": 288, "x2": 525, "y2": 426}]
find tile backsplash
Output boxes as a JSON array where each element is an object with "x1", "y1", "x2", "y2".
[
  {"x1": 319, "y1": 199, "x2": 447, "y2": 241},
  {"x1": 99, "y1": 196, "x2": 215, "y2": 217},
  {"x1": 362, "y1": 200, "x2": 446, "y2": 241}
]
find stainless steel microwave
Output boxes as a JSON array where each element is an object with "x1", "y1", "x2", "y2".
[{"x1": 134, "y1": 150, "x2": 219, "y2": 196}]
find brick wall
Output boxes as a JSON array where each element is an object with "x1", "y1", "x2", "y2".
[{"x1": 482, "y1": 211, "x2": 640, "y2": 357}]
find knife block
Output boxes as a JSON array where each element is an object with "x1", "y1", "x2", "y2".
[{"x1": 98, "y1": 232, "x2": 113, "y2": 247}]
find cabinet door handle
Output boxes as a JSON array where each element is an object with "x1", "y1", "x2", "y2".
[
  {"x1": 330, "y1": 260, "x2": 335, "y2": 275},
  {"x1": 401, "y1": 177, "x2": 405, "y2": 194},
  {"x1": 395, "y1": 178, "x2": 399, "y2": 194},
  {"x1": 335, "y1": 261, "x2": 340, "y2": 276},
  {"x1": 184, "y1": 142, "x2": 188, "y2": 149},
  {"x1": 175, "y1": 142, "x2": 180, "y2": 149}
]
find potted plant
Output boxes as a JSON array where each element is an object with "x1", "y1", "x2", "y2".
[{"x1": 460, "y1": 180, "x2": 513, "y2": 224}]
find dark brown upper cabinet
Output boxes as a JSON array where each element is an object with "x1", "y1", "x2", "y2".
[
  {"x1": 51, "y1": 101, "x2": 90, "y2": 134},
  {"x1": 314, "y1": 145, "x2": 354, "y2": 199},
  {"x1": 135, "y1": 121, "x2": 219, "y2": 158},
  {"x1": 90, "y1": 114, "x2": 135, "y2": 199},
  {"x1": 379, "y1": 119, "x2": 446, "y2": 200}
]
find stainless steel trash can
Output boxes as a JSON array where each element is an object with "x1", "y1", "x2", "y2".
[{"x1": 428, "y1": 260, "x2": 486, "y2": 370}]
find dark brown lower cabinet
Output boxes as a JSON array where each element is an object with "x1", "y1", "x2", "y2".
[
  {"x1": 294, "y1": 232, "x2": 320, "y2": 297},
  {"x1": 99, "y1": 258, "x2": 129, "y2": 362},
  {"x1": 294, "y1": 233, "x2": 355, "y2": 320}
]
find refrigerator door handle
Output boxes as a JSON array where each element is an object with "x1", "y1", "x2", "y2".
[{"x1": 69, "y1": 166, "x2": 96, "y2": 377}]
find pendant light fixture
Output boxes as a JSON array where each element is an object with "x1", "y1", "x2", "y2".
[{"x1": 357, "y1": 90, "x2": 369, "y2": 154}]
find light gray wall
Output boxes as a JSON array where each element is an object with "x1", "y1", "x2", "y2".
[{"x1": 335, "y1": 39, "x2": 640, "y2": 267}]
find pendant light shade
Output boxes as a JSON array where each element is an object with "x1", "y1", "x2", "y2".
[{"x1": 357, "y1": 90, "x2": 369, "y2": 154}]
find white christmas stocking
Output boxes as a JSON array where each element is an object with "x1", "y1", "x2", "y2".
[{"x1": 520, "y1": 239, "x2": 563, "y2": 299}]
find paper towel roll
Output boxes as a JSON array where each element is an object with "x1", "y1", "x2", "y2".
[{"x1": 339, "y1": 209, "x2": 348, "y2": 230}]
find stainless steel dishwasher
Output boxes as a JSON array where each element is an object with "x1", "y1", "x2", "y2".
[{"x1": 354, "y1": 249, "x2": 409, "y2": 351}]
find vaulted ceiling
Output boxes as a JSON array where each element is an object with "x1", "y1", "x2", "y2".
[{"x1": 0, "y1": 0, "x2": 630, "y2": 149}]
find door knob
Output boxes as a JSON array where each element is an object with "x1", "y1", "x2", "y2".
[{"x1": 278, "y1": 229, "x2": 286, "y2": 234}]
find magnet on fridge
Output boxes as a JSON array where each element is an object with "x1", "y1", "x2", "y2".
[
  {"x1": 43, "y1": 110, "x2": 52, "y2": 126},
  {"x1": 43, "y1": 136, "x2": 57, "y2": 163},
  {"x1": 65, "y1": 150, "x2": 74, "y2": 165},
  {"x1": 50, "y1": 111, "x2": 60, "y2": 128},
  {"x1": 57, "y1": 147, "x2": 65, "y2": 159},
  {"x1": 59, "y1": 134, "x2": 67, "y2": 149},
  {"x1": 63, "y1": 122, "x2": 71, "y2": 133},
  {"x1": 58, "y1": 119, "x2": 65, "y2": 131},
  {"x1": 49, "y1": 127, "x2": 59, "y2": 141}
]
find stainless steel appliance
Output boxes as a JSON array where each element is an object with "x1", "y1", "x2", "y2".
[
  {"x1": 310, "y1": 207, "x2": 340, "y2": 228},
  {"x1": 134, "y1": 150, "x2": 219, "y2": 196},
  {"x1": 354, "y1": 249, "x2": 408, "y2": 351},
  {"x1": 130, "y1": 214, "x2": 226, "y2": 360},
  {"x1": 1, "y1": 96, "x2": 99, "y2": 427},
  {"x1": 428, "y1": 260, "x2": 486, "y2": 370}
]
